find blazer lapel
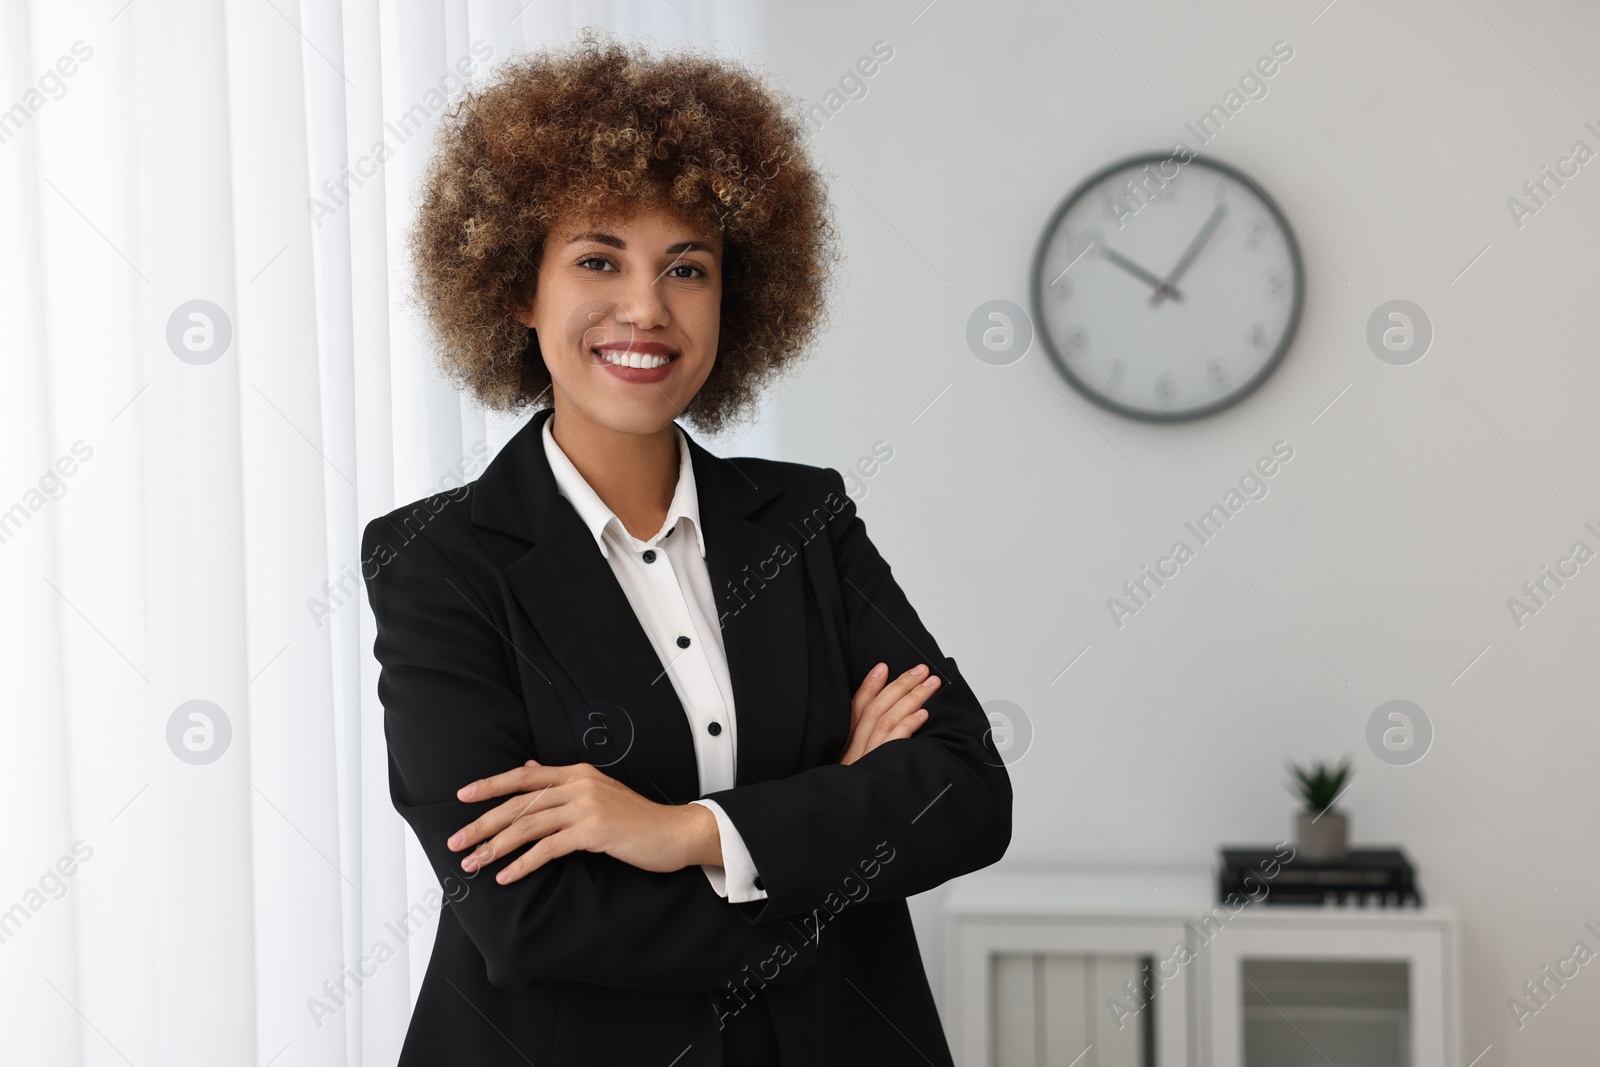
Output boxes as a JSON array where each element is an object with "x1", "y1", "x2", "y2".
[
  {"x1": 684, "y1": 433, "x2": 811, "y2": 788},
  {"x1": 470, "y1": 407, "x2": 811, "y2": 804}
]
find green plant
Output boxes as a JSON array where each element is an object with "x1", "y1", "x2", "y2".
[{"x1": 1287, "y1": 757, "x2": 1352, "y2": 814}]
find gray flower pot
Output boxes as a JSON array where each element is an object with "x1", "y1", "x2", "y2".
[{"x1": 1295, "y1": 810, "x2": 1348, "y2": 862}]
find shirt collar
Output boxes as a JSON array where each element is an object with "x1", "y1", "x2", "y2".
[{"x1": 541, "y1": 414, "x2": 706, "y2": 561}]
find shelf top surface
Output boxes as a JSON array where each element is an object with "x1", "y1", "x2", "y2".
[{"x1": 945, "y1": 864, "x2": 1455, "y2": 925}]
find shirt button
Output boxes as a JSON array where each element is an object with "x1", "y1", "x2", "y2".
[
  {"x1": 753, "y1": 876, "x2": 764, "y2": 890},
  {"x1": 707, "y1": 721, "x2": 722, "y2": 736},
  {"x1": 642, "y1": 549, "x2": 656, "y2": 563},
  {"x1": 677, "y1": 635, "x2": 691, "y2": 648}
]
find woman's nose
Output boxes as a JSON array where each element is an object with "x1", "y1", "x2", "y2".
[{"x1": 612, "y1": 273, "x2": 671, "y2": 332}]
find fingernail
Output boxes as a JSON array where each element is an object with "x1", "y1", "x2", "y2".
[
  {"x1": 448, "y1": 831, "x2": 464, "y2": 849},
  {"x1": 871, "y1": 663, "x2": 885, "y2": 678},
  {"x1": 458, "y1": 783, "x2": 475, "y2": 799},
  {"x1": 921, "y1": 675, "x2": 939, "y2": 687},
  {"x1": 911, "y1": 664, "x2": 928, "y2": 677},
  {"x1": 462, "y1": 855, "x2": 478, "y2": 871}
]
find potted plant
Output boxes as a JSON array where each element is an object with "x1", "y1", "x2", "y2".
[{"x1": 1287, "y1": 757, "x2": 1352, "y2": 862}]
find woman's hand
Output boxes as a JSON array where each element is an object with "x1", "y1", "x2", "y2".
[
  {"x1": 838, "y1": 661, "x2": 940, "y2": 766},
  {"x1": 446, "y1": 761, "x2": 722, "y2": 884}
]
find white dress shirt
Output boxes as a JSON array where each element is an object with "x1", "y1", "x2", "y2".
[{"x1": 541, "y1": 415, "x2": 768, "y2": 903}]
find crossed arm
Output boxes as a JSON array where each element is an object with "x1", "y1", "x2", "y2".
[
  {"x1": 363, "y1": 466, "x2": 1011, "y2": 989},
  {"x1": 445, "y1": 658, "x2": 940, "y2": 886}
]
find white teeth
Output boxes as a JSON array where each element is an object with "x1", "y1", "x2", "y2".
[{"x1": 596, "y1": 348, "x2": 674, "y2": 369}]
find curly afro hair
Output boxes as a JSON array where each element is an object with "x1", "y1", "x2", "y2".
[{"x1": 405, "y1": 28, "x2": 842, "y2": 435}]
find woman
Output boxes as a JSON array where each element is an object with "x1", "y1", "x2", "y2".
[{"x1": 362, "y1": 30, "x2": 1012, "y2": 1066}]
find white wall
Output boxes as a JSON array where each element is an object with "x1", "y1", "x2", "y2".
[{"x1": 746, "y1": 1, "x2": 1600, "y2": 1061}]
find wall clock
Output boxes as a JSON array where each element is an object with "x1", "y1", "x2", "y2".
[{"x1": 1031, "y1": 153, "x2": 1304, "y2": 421}]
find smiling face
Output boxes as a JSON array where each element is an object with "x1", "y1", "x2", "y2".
[{"x1": 516, "y1": 203, "x2": 723, "y2": 438}]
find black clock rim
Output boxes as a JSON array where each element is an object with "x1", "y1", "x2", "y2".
[{"x1": 1030, "y1": 151, "x2": 1306, "y2": 423}]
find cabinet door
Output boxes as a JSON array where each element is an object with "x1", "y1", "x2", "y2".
[
  {"x1": 1089, "y1": 956, "x2": 1145, "y2": 1067},
  {"x1": 1242, "y1": 959, "x2": 1409, "y2": 1067},
  {"x1": 995, "y1": 953, "x2": 1148, "y2": 1067},
  {"x1": 1202, "y1": 921, "x2": 1454, "y2": 1067},
  {"x1": 995, "y1": 954, "x2": 1043, "y2": 1067},
  {"x1": 1042, "y1": 956, "x2": 1089, "y2": 1063}
]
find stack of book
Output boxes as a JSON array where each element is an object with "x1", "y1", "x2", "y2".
[{"x1": 1218, "y1": 847, "x2": 1423, "y2": 907}]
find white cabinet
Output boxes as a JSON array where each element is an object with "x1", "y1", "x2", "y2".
[{"x1": 944, "y1": 867, "x2": 1460, "y2": 1067}]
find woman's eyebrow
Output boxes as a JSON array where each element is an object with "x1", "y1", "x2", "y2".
[
  {"x1": 566, "y1": 231, "x2": 716, "y2": 255},
  {"x1": 568, "y1": 230, "x2": 624, "y2": 248}
]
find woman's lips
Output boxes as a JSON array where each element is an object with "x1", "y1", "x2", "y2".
[{"x1": 592, "y1": 345, "x2": 680, "y2": 384}]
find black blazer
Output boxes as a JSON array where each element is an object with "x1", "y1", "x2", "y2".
[{"x1": 361, "y1": 405, "x2": 1012, "y2": 1065}]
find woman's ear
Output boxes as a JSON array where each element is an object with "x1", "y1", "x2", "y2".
[
  {"x1": 511, "y1": 297, "x2": 535, "y2": 330},
  {"x1": 518, "y1": 326, "x2": 546, "y2": 393},
  {"x1": 510, "y1": 278, "x2": 539, "y2": 329}
]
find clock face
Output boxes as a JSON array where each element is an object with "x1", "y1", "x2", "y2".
[{"x1": 1032, "y1": 154, "x2": 1304, "y2": 421}]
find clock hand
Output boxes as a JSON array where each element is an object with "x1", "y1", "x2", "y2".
[
  {"x1": 1151, "y1": 203, "x2": 1226, "y2": 306},
  {"x1": 1099, "y1": 247, "x2": 1185, "y2": 303}
]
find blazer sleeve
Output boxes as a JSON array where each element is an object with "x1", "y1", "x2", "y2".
[
  {"x1": 362, "y1": 513, "x2": 813, "y2": 992},
  {"x1": 701, "y1": 466, "x2": 1013, "y2": 925}
]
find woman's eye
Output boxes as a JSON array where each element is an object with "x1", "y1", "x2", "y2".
[{"x1": 575, "y1": 257, "x2": 706, "y2": 278}]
